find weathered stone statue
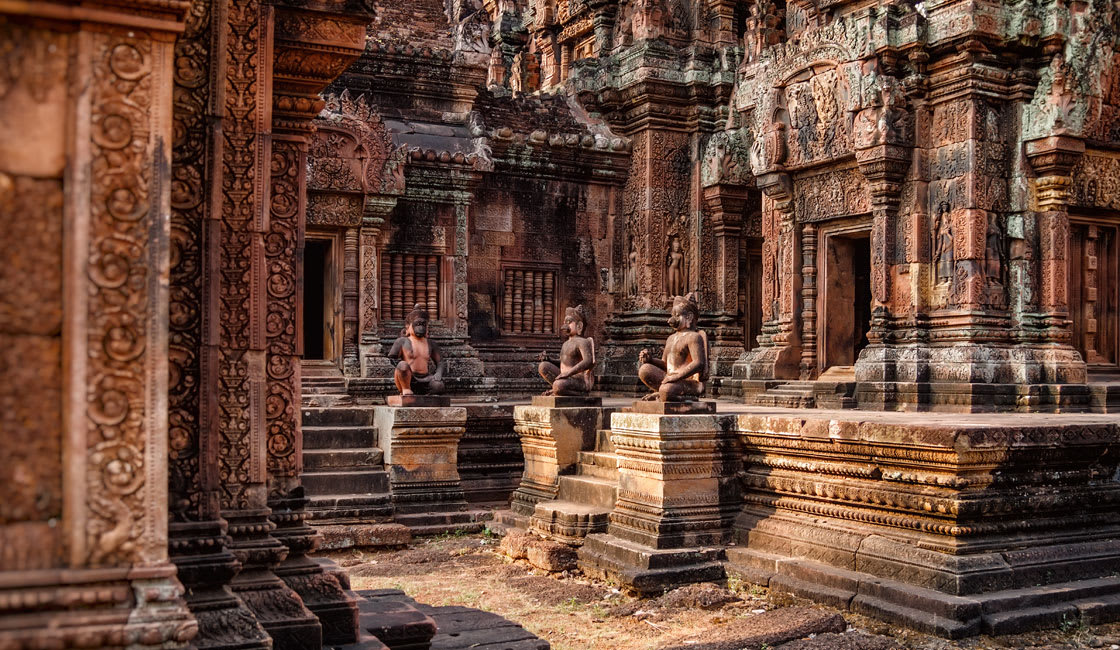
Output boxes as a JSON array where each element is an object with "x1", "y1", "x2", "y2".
[
  {"x1": 638, "y1": 293, "x2": 709, "y2": 402},
  {"x1": 626, "y1": 240, "x2": 639, "y2": 296},
  {"x1": 389, "y1": 303, "x2": 446, "y2": 396},
  {"x1": 537, "y1": 305, "x2": 595, "y2": 396}
]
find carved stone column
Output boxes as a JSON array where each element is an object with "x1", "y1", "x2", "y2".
[
  {"x1": 169, "y1": 0, "x2": 271, "y2": 647},
  {"x1": 853, "y1": 142, "x2": 909, "y2": 386},
  {"x1": 266, "y1": 2, "x2": 369, "y2": 645},
  {"x1": 360, "y1": 195, "x2": 396, "y2": 376},
  {"x1": 343, "y1": 227, "x2": 360, "y2": 376},
  {"x1": 741, "y1": 172, "x2": 801, "y2": 380},
  {"x1": 1025, "y1": 134, "x2": 1088, "y2": 384},
  {"x1": 703, "y1": 183, "x2": 749, "y2": 378},
  {"x1": 0, "y1": 2, "x2": 196, "y2": 647},
  {"x1": 799, "y1": 223, "x2": 818, "y2": 379}
]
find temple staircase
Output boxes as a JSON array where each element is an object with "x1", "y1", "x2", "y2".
[
  {"x1": 301, "y1": 404, "x2": 394, "y2": 540},
  {"x1": 750, "y1": 367, "x2": 858, "y2": 409},
  {"x1": 529, "y1": 428, "x2": 618, "y2": 545},
  {"x1": 302, "y1": 360, "x2": 354, "y2": 407}
]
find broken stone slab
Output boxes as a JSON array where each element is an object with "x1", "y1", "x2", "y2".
[
  {"x1": 316, "y1": 523, "x2": 412, "y2": 550},
  {"x1": 628, "y1": 399, "x2": 717, "y2": 414},
  {"x1": 498, "y1": 529, "x2": 578, "y2": 572},
  {"x1": 578, "y1": 533, "x2": 727, "y2": 596},
  {"x1": 657, "y1": 607, "x2": 847, "y2": 650},
  {"x1": 509, "y1": 404, "x2": 613, "y2": 518}
]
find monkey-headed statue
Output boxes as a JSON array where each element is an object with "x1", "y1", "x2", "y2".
[
  {"x1": 534, "y1": 305, "x2": 601, "y2": 407},
  {"x1": 635, "y1": 293, "x2": 713, "y2": 413},
  {"x1": 387, "y1": 303, "x2": 449, "y2": 406}
]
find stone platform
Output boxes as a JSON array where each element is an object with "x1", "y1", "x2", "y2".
[{"x1": 496, "y1": 400, "x2": 1120, "y2": 636}]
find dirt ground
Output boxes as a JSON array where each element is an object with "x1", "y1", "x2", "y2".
[{"x1": 327, "y1": 532, "x2": 1120, "y2": 650}]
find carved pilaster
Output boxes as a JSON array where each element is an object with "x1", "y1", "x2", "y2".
[
  {"x1": 799, "y1": 224, "x2": 818, "y2": 379},
  {"x1": 343, "y1": 227, "x2": 360, "y2": 376},
  {"x1": 740, "y1": 171, "x2": 800, "y2": 380}
]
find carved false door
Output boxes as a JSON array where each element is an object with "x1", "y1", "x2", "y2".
[{"x1": 1070, "y1": 219, "x2": 1119, "y2": 371}]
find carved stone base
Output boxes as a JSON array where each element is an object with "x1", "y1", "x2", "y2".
[
  {"x1": 0, "y1": 564, "x2": 197, "y2": 649},
  {"x1": 271, "y1": 491, "x2": 360, "y2": 646},
  {"x1": 510, "y1": 404, "x2": 613, "y2": 517},
  {"x1": 531, "y1": 395, "x2": 603, "y2": 407},
  {"x1": 855, "y1": 342, "x2": 1088, "y2": 386},
  {"x1": 606, "y1": 412, "x2": 738, "y2": 549},
  {"x1": 731, "y1": 409, "x2": 1120, "y2": 636},
  {"x1": 170, "y1": 520, "x2": 271, "y2": 650},
  {"x1": 225, "y1": 509, "x2": 322, "y2": 650},
  {"x1": 855, "y1": 380, "x2": 1094, "y2": 412},
  {"x1": 375, "y1": 406, "x2": 472, "y2": 531},
  {"x1": 735, "y1": 342, "x2": 801, "y2": 380},
  {"x1": 577, "y1": 533, "x2": 726, "y2": 596}
]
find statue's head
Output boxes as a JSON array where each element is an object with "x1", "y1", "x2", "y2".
[
  {"x1": 668, "y1": 293, "x2": 699, "y2": 330},
  {"x1": 406, "y1": 304, "x2": 430, "y2": 338},
  {"x1": 561, "y1": 305, "x2": 587, "y2": 338},
  {"x1": 670, "y1": 236, "x2": 682, "y2": 252}
]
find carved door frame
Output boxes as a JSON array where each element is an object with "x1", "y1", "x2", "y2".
[
  {"x1": 306, "y1": 229, "x2": 345, "y2": 370},
  {"x1": 1069, "y1": 213, "x2": 1120, "y2": 373},
  {"x1": 816, "y1": 218, "x2": 873, "y2": 375}
]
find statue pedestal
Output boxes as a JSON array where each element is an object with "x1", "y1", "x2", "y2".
[
  {"x1": 531, "y1": 395, "x2": 603, "y2": 408},
  {"x1": 577, "y1": 411, "x2": 738, "y2": 594},
  {"x1": 629, "y1": 399, "x2": 716, "y2": 414},
  {"x1": 374, "y1": 406, "x2": 472, "y2": 533},
  {"x1": 387, "y1": 394, "x2": 450, "y2": 407},
  {"x1": 501, "y1": 404, "x2": 612, "y2": 528}
]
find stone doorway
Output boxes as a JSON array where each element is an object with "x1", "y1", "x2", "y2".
[
  {"x1": 819, "y1": 229, "x2": 872, "y2": 374},
  {"x1": 304, "y1": 235, "x2": 342, "y2": 364},
  {"x1": 1070, "y1": 218, "x2": 1119, "y2": 372},
  {"x1": 741, "y1": 237, "x2": 764, "y2": 352}
]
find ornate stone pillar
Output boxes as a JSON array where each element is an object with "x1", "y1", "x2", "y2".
[
  {"x1": 853, "y1": 133, "x2": 910, "y2": 386},
  {"x1": 266, "y1": 2, "x2": 369, "y2": 645},
  {"x1": 1025, "y1": 134, "x2": 1088, "y2": 383},
  {"x1": 703, "y1": 182, "x2": 749, "y2": 378},
  {"x1": 742, "y1": 172, "x2": 801, "y2": 379},
  {"x1": 360, "y1": 195, "x2": 396, "y2": 376},
  {"x1": 168, "y1": 0, "x2": 272, "y2": 647},
  {"x1": 343, "y1": 227, "x2": 360, "y2": 376},
  {"x1": 799, "y1": 223, "x2": 818, "y2": 379},
  {"x1": 0, "y1": 2, "x2": 196, "y2": 647}
]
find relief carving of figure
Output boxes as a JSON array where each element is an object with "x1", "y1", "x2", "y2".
[
  {"x1": 389, "y1": 304, "x2": 445, "y2": 395},
  {"x1": 625, "y1": 239, "x2": 639, "y2": 296},
  {"x1": 631, "y1": 0, "x2": 665, "y2": 41},
  {"x1": 666, "y1": 235, "x2": 686, "y2": 297},
  {"x1": 933, "y1": 201, "x2": 953, "y2": 285},
  {"x1": 985, "y1": 213, "x2": 1005, "y2": 284},
  {"x1": 536, "y1": 305, "x2": 595, "y2": 396},
  {"x1": 637, "y1": 293, "x2": 709, "y2": 402}
]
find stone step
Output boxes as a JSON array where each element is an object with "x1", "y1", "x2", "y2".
[
  {"x1": 595, "y1": 429, "x2": 615, "y2": 453},
  {"x1": 302, "y1": 469, "x2": 390, "y2": 495},
  {"x1": 304, "y1": 425, "x2": 377, "y2": 450},
  {"x1": 557, "y1": 474, "x2": 617, "y2": 509},
  {"x1": 303, "y1": 395, "x2": 356, "y2": 408},
  {"x1": 309, "y1": 493, "x2": 394, "y2": 521},
  {"x1": 304, "y1": 447, "x2": 383, "y2": 471},
  {"x1": 530, "y1": 499, "x2": 611, "y2": 543},
  {"x1": 577, "y1": 451, "x2": 618, "y2": 480},
  {"x1": 302, "y1": 385, "x2": 348, "y2": 395},
  {"x1": 303, "y1": 406, "x2": 377, "y2": 427}
]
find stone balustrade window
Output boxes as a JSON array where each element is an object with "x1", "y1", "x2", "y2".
[
  {"x1": 502, "y1": 267, "x2": 556, "y2": 335},
  {"x1": 381, "y1": 253, "x2": 440, "y2": 320}
]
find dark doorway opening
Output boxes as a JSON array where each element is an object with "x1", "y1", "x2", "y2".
[
  {"x1": 821, "y1": 231, "x2": 872, "y2": 371},
  {"x1": 304, "y1": 239, "x2": 329, "y2": 360}
]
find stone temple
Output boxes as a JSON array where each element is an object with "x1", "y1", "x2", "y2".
[{"x1": 1, "y1": 0, "x2": 1119, "y2": 647}]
